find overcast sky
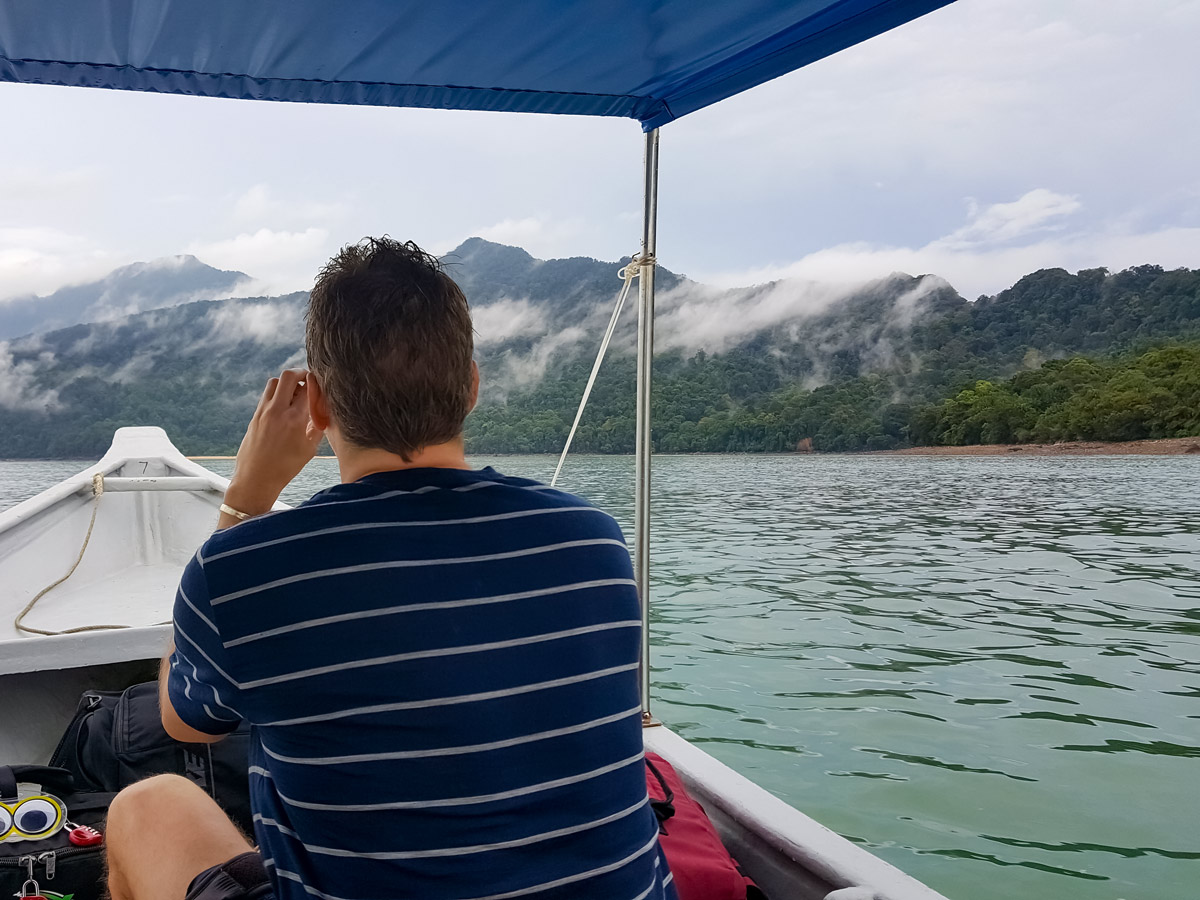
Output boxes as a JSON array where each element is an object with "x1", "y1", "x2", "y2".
[{"x1": 1, "y1": 0, "x2": 1197, "y2": 304}]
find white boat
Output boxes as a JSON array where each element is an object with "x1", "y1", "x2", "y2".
[
  {"x1": 1, "y1": 3, "x2": 963, "y2": 896},
  {"x1": 0, "y1": 427, "x2": 947, "y2": 900}
]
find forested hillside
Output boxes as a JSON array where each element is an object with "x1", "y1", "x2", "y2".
[
  {"x1": 0, "y1": 241, "x2": 1197, "y2": 458},
  {"x1": 467, "y1": 264, "x2": 1200, "y2": 453}
]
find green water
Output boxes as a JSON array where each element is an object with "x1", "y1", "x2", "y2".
[{"x1": 3, "y1": 454, "x2": 1198, "y2": 899}]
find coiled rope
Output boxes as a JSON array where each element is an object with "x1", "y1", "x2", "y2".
[
  {"x1": 551, "y1": 253, "x2": 655, "y2": 487},
  {"x1": 13, "y1": 473, "x2": 166, "y2": 636}
]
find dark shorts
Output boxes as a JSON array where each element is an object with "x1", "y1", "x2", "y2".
[{"x1": 185, "y1": 851, "x2": 274, "y2": 900}]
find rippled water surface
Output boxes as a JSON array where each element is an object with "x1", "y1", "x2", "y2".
[{"x1": 3, "y1": 453, "x2": 1198, "y2": 900}]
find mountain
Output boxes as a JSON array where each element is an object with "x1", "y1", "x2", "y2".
[
  {"x1": 0, "y1": 255, "x2": 252, "y2": 339},
  {"x1": 444, "y1": 236, "x2": 683, "y2": 318},
  {"x1": 0, "y1": 240, "x2": 1197, "y2": 457}
]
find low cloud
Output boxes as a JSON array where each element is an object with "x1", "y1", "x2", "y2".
[
  {"x1": 232, "y1": 184, "x2": 348, "y2": 229},
  {"x1": 84, "y1": 256, "x2": 255, "y2": 321},
  {"x1": 0, "y1": 226, "x2": 115, "y2": 302},
  {"x1": 461, "y1": 214, "x2": 589, "y2": 262},
  {"x1": 943, "y1": 189, "x2": 1082, "y2": 247},
  {"x1": 655, "y1": 279, "x2": 859, "y2": 353},
  {"x1": 204, "y1": 300, "x2": 305, "y2": 348},
  {"x1": 702, "y1": 189, "x2": 1200, "y2": 300},
  {"x1": 490, "y1": 326, "x2": 589, "y2": 391},
  {"x1": 187, "y1": 228, "x2": 330, "y2": 296},
  {"x1": 472, "y1": 298, "x2": 549, "y2": 346},
  {"x1": 0, "y1": 341, "x2": 59, "y2": 412}
]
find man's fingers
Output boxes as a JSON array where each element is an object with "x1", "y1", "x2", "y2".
[
  {"x1": 272, "y1": 369, "x2": 308, "y2": 407},
  {"x1": 252, "y1": 377, "x2": 280, "y2": 422}
]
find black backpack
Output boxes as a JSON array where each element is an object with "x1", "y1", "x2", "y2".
[{"x1": 50, "y1": 681, "x2": 254, "y2": 835}]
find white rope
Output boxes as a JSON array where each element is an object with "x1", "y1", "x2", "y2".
[
  {"x1": 14, "y1": 473, "x2": 166, "y2": 636},
  {"x1": 551, "y1": 253, "x2": 655, "y2": 487}
]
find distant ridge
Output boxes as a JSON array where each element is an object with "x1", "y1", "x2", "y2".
[
  {"x1": 0, "y1": 240, "x2": 1195, "y2": 457},
  {"x1": 0, "y1": 255, "x2": 252, "y2": 339}
]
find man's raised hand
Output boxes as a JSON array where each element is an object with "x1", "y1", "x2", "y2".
[{"x1": 224, "y1": 369, "x2": 325, "y2": 518}]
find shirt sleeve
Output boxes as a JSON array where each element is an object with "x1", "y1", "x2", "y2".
[{"x1": 167, "y1": 551, "x2": 244, "y2": 736}]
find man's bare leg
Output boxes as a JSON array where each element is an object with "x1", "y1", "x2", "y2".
[{"x1": 106, "y1": 774, "x2": 254, "y2": 900}]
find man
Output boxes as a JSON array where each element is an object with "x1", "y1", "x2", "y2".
[{"x1": 105, "y1": 238, "x2": 676, "y2": 900}]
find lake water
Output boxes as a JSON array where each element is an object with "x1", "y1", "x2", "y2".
[{"x1": 3, "y1": 453, "x2": 1198, "y2": 900}]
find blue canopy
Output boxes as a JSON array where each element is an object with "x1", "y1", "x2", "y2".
[{"x1": 0, "y1": 0, "x2": 952, "y2": 130}]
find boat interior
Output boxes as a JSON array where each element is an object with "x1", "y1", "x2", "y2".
[{"x1": 0, "y1": 440, "x2": 225, "y2": 667}]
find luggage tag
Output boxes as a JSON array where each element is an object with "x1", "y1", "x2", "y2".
[{"x1": 0, "y1": 787, "x2": 67, "y2": 844}]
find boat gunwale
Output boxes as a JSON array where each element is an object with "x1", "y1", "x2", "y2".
[
  {"x1": 645, "y1": 726, "x2": 950, "y2": 900},
  {"x1": 0, "y1": 428, "x2": 284, "y2": 676}
]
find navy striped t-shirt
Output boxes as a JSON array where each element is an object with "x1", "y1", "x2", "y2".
[{"x1": 168, "y1": 465, "x2": 677, "y2": 900}]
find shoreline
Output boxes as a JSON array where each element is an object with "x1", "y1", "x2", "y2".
[
  {"x1": 859, "y1": 436, "x2": 1200, "y2": 457},
  {"x1": 186, "y1": 438, "x2": 1200, "y2": 460},
  {"x1": 187, "y1": 455, "x2": 338, "y2": 460},
  {"x1": 7, "y1": 438, "x2": 1200, "y2": 463}
]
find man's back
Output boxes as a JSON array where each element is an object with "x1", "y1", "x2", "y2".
[{"x1": 169, "y1": 465, "x2": 675, "y2": 900}]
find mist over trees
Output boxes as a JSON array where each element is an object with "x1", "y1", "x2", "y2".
[
  {"x1": 0, "y1": 242, "x2": 1197, "y2": 459},
  {"x1": 465, "y1": 263, "x2": 1200, "y2": 453}
]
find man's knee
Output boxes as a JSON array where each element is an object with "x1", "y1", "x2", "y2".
[{"x1": 108, "y1": 774, "x2": 203, "y2": 840}]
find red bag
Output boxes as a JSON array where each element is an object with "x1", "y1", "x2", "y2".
[{"x1": 645, "y1": 751, "x2": 765, "y2": 900}]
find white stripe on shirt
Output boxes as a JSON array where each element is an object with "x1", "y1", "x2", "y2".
[
  {"x1": 239, "y1": 619, "x2": 639, "y2": 689},
  {"x1": 254, "y1": 794, "x2": 649, "y2": 860},
  {"x1": 178, "y1": 584, "x2": 218, "y2": 633},
  {"x1": 204, "y1": 505, "x2": 604, "y2": 564},
  {"x1": 258, "y1": 705, "x2": 642, "y2": 764},
  {"x1": 270, "y1": 751, "x2": 644, "y2": 811},
  {"x1": 209, "y1": 538, "x2": 628, "y2": 606},
  {"x1": 262, "y1": 661, "x2": 638, "y2": 726},
  {"x1": 224, "y1": 578, "x2": 635, "y2": 648}
]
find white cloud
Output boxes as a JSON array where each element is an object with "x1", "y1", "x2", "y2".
[
  {"x1": 472, "y1": 298, "x2": 548, "y2": 345},
  {"x1": 187, "y1": 228, "x2": 331, "y2": 296},
  {"x1": 232, "y1": 184, "x2": 274, "y2": 223},
  {"x1": 651, "y1": 271, "x2": 954, "y2": 354},
  {"x1": 0, "y1": 226, "x2": 116, "y2": 301},
  {"x1": 231, "y1": 184, "x2": 348, "y2": 228},
  {"x1": 492, "y1": 326, "x2": 589, "y2": 390},
  {"x1": 0, "y1": 166, "x2": 102, "y2": 212},
  {"x1": 0, "y1": 342, "x2": 59, "y2": 411},
  {"x1": 463, "y1": 215, "x2": 588, "y2": 260},
  {"x1": 942, "y1": 190, "x2": 1082, "y2": 248},
  {"x1": 702, "y1": 189, "x2": 1200, "y2": 300},
  {"x1": 205, "y1": 300, "x2": 304, "y2": 347},
  {"x1": 656, "y1": 280, "x2": 857, "y2": 353}
]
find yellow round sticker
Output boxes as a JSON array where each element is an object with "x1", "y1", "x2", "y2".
[{"x1": 0, "y1": 792, "x2": 66, "y2": 843}]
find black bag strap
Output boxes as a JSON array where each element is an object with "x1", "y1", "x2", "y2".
[
  {"x1": 0, "y1": 765, "x2": 76, "y2": 798},
  {"x1": 49, "y1": 690, "x2": 112, "y2": 772},
  {"x1": 645, "y1": 757, "x2": 675, "y2": 833}
]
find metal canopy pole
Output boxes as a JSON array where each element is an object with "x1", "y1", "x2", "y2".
[{"x1": 635, "y1": 128, "x2": 659, "y2": 724}]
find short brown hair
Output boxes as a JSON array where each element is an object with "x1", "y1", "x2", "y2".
[{"x1": 306, "y1": 237, "x2": 474, "y2": 460}]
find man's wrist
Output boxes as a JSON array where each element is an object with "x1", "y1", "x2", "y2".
[{"x1": 223, "y1": 481, "x2": 279, "y2": 518}]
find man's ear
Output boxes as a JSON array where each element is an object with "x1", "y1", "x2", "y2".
[
  {"x1": 468, "y1": 361, "x2": 480, "y2": 413},
  {"x1": 307, "y1": 370, "x2": 331, "y2": 432}
]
